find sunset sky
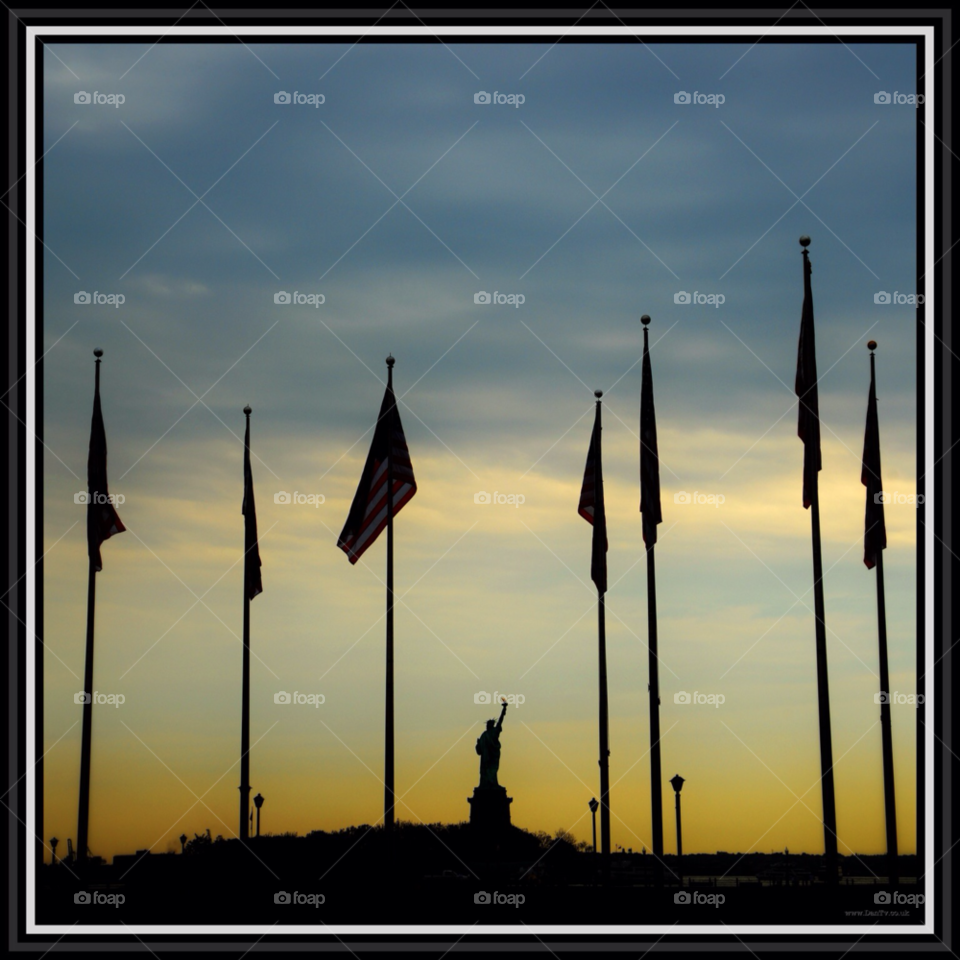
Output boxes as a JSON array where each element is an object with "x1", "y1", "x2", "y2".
[{"x1": 38, "y1": 36, "x2": 923, "y2": 864}]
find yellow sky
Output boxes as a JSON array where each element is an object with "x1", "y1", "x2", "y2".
[{"x1": 40, "y1": 417, "x2": 920, "y2": 862}]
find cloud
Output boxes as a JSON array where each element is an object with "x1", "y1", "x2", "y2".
[{"x1": 39, "y1": 38, "x2": 922, "y2": 858}]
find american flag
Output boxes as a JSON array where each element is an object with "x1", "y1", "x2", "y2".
[
  {"x1": 640, "y1": 326, "x2": 662, "y2": 547},
  {"x1": 795, "y1": 249, "x2": 821, "y2": 510},
  {"x1": 578, "y1": 401, "x2": 607, "y2": 595},
  {"x1": 87, "y1": 365, "x2": 125, "y2": 572},
  {"x1": 242, "y1": 414, "x2": 263, "y2": 600},
  {"x1": 338, "y1": 377, "x2": 416, "y2": 564},
  {"x1": 861, "y1": 357, "x2": 886, "y2": 569}
]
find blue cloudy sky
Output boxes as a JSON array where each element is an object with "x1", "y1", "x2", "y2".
[{"x1": 38, "y1": 36, "x2": 922, "y2": 861}]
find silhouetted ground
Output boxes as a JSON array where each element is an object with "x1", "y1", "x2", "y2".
[{"x1": 38, "y1": 823, "x2": 924, "y2": 926}]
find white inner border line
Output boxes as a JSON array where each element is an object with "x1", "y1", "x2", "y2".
[{"x1": 25, "y1": 21, "x2": 935, "y2": 938}]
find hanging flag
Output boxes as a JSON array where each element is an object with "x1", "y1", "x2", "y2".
[
  {"x1": 338, "y1": 380, "x2": 416, "y2": 564},
  {"x1": 861, "y1": 357, "x2": 886, "y2": 569},
  {"x1": 578, "y1": 400, "x2": 607, "y2": 595},
  {"x1": 795, "y1": 249, "x2": 821, "y2": 509},
  {"x1": 639, "y1": 325, "x2": 662, "y2": 546},
  {"x1": 87, "y1": 369, "x2": 125, "y2": 572},
  {"x1": 242, "y1": 414, "x2": 263, "y2": 600}
]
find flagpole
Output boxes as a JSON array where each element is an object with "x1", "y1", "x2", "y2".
[
  {"x1": 869, "y1": 341, "x2": 898, "y2": 887},
  {"x1": 239, "y1": 404, "x2": 252, "y2": 843},
  {"x1": 594, "y1": 390, "x2": 611, "y2": 857},
  {"x1": 800, "y1": 237, "x2": 839, "y2": 885},
  {"x1": 647, "y1": 543, "x2": 664, "y2": 873},
  {"x1": 641, "y1": 316, "x2": 664, "y2": 885},
  {"x1": 337, "y1": 355, "x2": 416, "y2": 832},
  {"x1": 76, "y1": 354, "x2": 101, "y2": 863},
  {"x1": 809, "y1": 471, "x2": 838, "y2": 884},
  {"x1": 385, "y1": 354, "x2": 396, "y2": 833},
  {"x1": 598, "y1": 588, "x2": 611, "y2": 856}
]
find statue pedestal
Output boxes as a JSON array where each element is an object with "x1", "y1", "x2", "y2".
[{"x1": 468, "y1": 786, "x2": 512, "y2": 831}]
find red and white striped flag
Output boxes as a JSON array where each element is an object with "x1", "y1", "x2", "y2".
[
  {"x1": 87, "y1": 367, "x2": 125, "y2": 571},
  {"x1": 242, "y1": 414, "x2": 263, "y2": 600},
  {"x1": 795, "y1": 249, "x2": 821, "y2": 509},
  {"x1": 337, "y1": 379, "x2": 416, "y2": 564},
  {"x1": 861, "y1": 356, "x2": 886, "y2": 569},
  {"x1": 640, "y1": 326, "x2": 662, "y2": 547},
  {"x1": 578, "y1": 402, "x2": 607, "y2": 595}
]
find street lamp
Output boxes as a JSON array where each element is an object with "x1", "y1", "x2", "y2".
[
  {"x1": 588, "y1": 798, "x2": 599, "y2": 853},
  {"x1": 50, "y1": 837, "x2": 58, "y2": 866},
  {"x1": 669, "y1": 775, "x2": 685, "y2": 888},
  {"x1": 254, "y1": 793, "x2": 265, "y2": 838},
  {"x1": 179, "y1": 833, "x2": 187, "y2": 854}
]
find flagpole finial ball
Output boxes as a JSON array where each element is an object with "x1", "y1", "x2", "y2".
[
  {"x1": 799, "y1": 235, "x2": 811, "y2": 247},
  {"x1": 641, "y1": 314, "x2": 651, "y2": 326},
  {"x1": 386, "y1": 354, "x2": 395, "y2": 368},
  {"x1": 93, "y1": 348, "x2": 103, "y2": 358},
  {"x1": 867, "y1": 340, "x2": 877, "y2": 351},
  {"x1": 594, "y1": 389, "x2": 603, "y2": 399},
  {"x1": 243, "y1": 405, "x2": 252, "y2": 415}
]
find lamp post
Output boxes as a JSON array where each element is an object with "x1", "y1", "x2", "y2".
[
  {"x1": 670, "y1": 774, "x2": 685, "y2": 888},
  {"x1": 50, "y1": 838, "x2": 58, "y2": 866},
  {"x1": 179, "y1": 833, "x2": 187, "y2": 855},
  {"x1": 589, "y1": 798, "x2": 599, "y2": 853},
  {"x1": 254, "y1": 793, "x2": 264, "y2": 839}
]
